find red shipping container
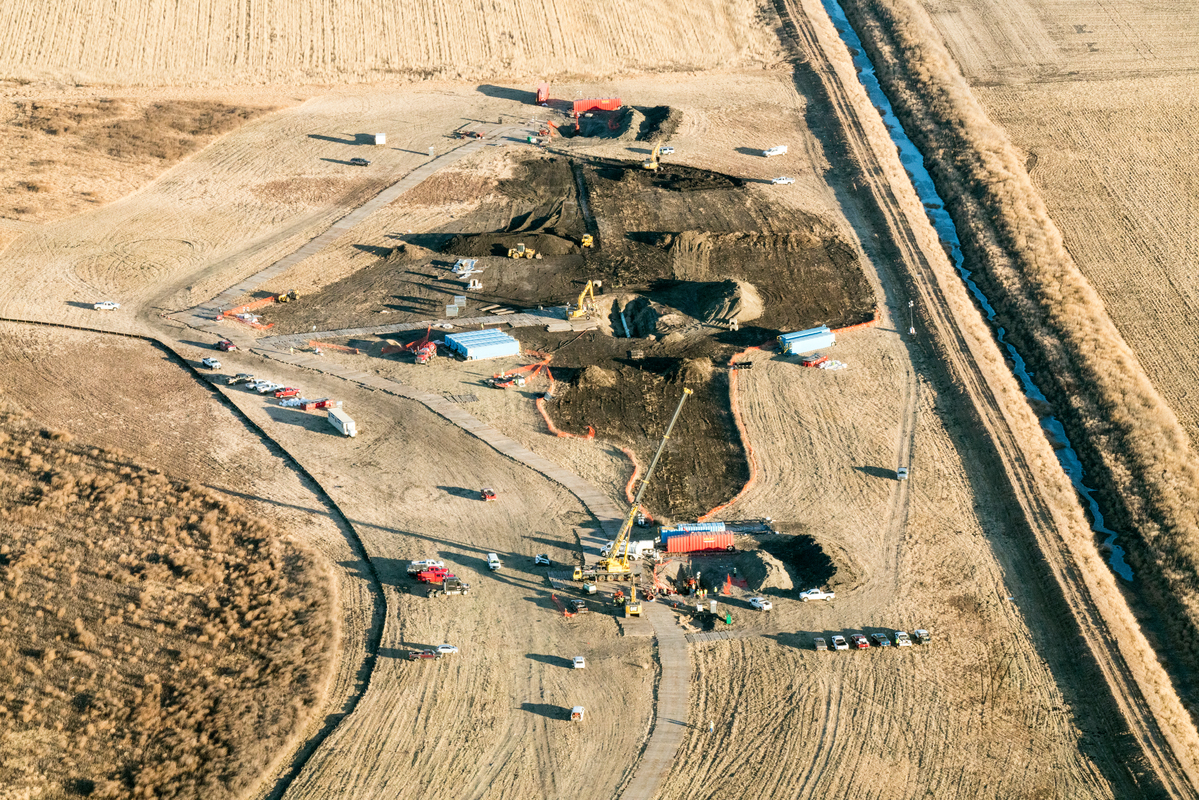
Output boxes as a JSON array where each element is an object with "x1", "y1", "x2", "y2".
[
  {"x1": 665, "y1": 531, "x2": 734, "y2": 554},
  {"x1": 573, "y1": 98, "x2": 622, "y2": 116}
]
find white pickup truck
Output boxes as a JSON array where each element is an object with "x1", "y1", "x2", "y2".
[{"x1": 762, "y1": 145, "x2": 788, "y2": 157}]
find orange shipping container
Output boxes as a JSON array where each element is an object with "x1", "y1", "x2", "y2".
[{"x1": 665, "y1": 531, "x2": 734, "y2": 554}]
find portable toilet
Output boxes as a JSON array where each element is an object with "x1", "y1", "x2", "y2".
[{"x1": 372, "y1": 132, "x2": 387, "y2": 145}]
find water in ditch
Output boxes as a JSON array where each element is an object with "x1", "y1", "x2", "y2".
[{"x1": 820, "y1": 0, "x2": 1133, "y2": 579}]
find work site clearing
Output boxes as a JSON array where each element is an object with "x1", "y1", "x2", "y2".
[{"x1": 1, "y1": 0, "x2": 1198, "y2": 798}]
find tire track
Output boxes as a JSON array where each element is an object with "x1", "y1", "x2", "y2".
[{"x1": 775, "y1": 0, "x2": 1197, "y2": 795}]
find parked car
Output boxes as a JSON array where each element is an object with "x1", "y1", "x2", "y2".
[
  {"x1": 831, "y1": 635, "x2": 849, "y2": 651},
  {"x1": 871, "y1": 633, "x2": 892, "y2": 647},
  {"x1": 573, "y1": 656, "x2": 586, "y2": 669},
  {"x1": 407, "y1": 560, "x2": 445, "y2": 574},
  {"x1": 256, "y1": 382, "x2": 283, "y2": 394},
  {"x1": 771, "y1": 176, "x2": 795, "y2": 185},
  {"x1": 897, "y1": 467, "x2": 909, "y2": 481},
  {"x1": 814, "y1": 637, "x2": 827, "y2": 652},
  {"x1": 274, "y1": 387, "x2": 300, "y2": 398},
  {"x1": 914, "y1": 629, "x2": 931, "y2": 644},
  {"x1": 660, "y1": 146, "x2": 675, "y2": 155},
  {"x1": 436, "y1": 644, "x2": 459, "y2": 655},
  {"x1": 349, "y1": 157, "x2": 371, "y2": 166},
  {"x1": 200, "y1": 357, "x2": 222, "y2": 369},
  {"x1": 894, "y1": 631, "x2": 913, "y2": 647},
  {"x1": 93, "y1": 301, "x2": 120, "y2": 311},
  {"x1": 216, "y1": 339, "x2": 236, "y2": 351},
  {"x1": 571, "y1": 600, "x2": 589, "y2": 614},
  {"x1": 850, "y1": 633, "x2": 869, "y2": 649},
  {"x1": 799, "y1": 588, "x2": 835, "y2": 602},
  {"x1": 748, "y1": 597, "x2": 773, "y2": 611},
  {"x1": 227, "y1": 373, "x2": 254, "y2": 385},
  {"x1": 407, "y1": 649, "x2": 438, "y2": 661},
  {"x1": 534, "y1": 554, "x2": 551, "y2": 566}
]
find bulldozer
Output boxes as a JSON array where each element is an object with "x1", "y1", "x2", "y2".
[
  {"x1": 569, "y1": 280, "x2": 599, "y2": 320},
  {"x1": 507, "y1": 242, "x2": 539, "y2": 259},
  {"x1": 642, "y1": 143, "x2": 662, "y2": 171}
]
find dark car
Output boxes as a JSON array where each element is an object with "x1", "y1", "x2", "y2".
[
  {"x1": 871, "y1": 633, "x2": 892, "y2": 648},
  {"x1": 349, "y1": 157, "x2": 371, "y2": 166}
]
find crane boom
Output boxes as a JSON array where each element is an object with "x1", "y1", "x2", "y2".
[{"x1": 598, "y1": 388, "x2": 692, "y2": 573}]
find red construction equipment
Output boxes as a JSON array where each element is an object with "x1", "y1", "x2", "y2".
[
  {"x1": 536, "y1": 83, "x2": 550, "y2": 104},
  {"x1": 573, "y1": 98, "x2": 621, "y2": 116},
  {"x1": 480, "y1": 488, "x2": 497, "y2": 502},
  {"x1": 416, "y1": 568, "x2": 452, "y2": 584}
]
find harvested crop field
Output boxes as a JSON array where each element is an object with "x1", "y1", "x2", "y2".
[
  {"x1": 0, "y1": 0, "x2": 779, "y2": 86},
  {"x1": 0, "y1": 405, "x2": 334, "y2": 800}
]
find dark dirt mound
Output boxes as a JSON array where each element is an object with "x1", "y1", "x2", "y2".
[
  {"x1": 636, "y1": 106, "x2": 682, "y2": 142},
  {"x1": 659, "y1": 278, "x2": 764, "y2": 325},
  {"x1": 591, "y1": 161, "x2": 743, "y2": 193},
  {"x1": 496, "y1": 156, "x2": 578, "y2": 203},
  {"x1": 381, "y1": 242, "x2": 438, "y2": 263},
  {"x1": 442, "y1": 231, "x2": 580, "y2": 258},
  {"x1": 574, "y1": 365, "x2": 617, "y2": 388},
  {"x1": 669, "y1": 357, "x2": 715, "y2": 385}
]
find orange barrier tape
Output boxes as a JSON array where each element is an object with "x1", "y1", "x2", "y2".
[
  {"x1": 833, "y1": 312, "x2": 879, "y2": 334},
  {"x1": 619, "y1": 447, "x2": 642, "y2": 504},
  {"x1": 536, "y1": 397, "x2": 595, "y2": 440},
  {"x1": 698, "y1": 345, "x2": 762, "y2": 521}
]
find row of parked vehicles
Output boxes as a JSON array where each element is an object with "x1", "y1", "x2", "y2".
[{"x1": 814, "y1": 629, "x2": 930, "y2": 651}]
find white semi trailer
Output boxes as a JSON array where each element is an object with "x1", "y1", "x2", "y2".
[{"x1": 328, "y1": 408, "x2": 357, "y2": 437}]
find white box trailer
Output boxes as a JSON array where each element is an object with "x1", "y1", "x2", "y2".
[
  {"x1": 328, "y1": 408, "x2": 358, "y2": 437},
  {"x1": 372, "y1": 132, "x2": 387, "y2": 145}
]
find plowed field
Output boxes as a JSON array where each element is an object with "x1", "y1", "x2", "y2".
[{"x1": 0, "y1": 0, "x2": 778, "y2": 86}]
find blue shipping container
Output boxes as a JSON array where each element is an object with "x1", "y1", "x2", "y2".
[
  {"x1": 676, "y1": 522, "x2": 726, "y2": 533},
  {"x1": 778, "y1": 327, "x2": 835, "y2": 356},
  {"x1": 445, "y1": 329, "x2": 521, "y2": 360}
]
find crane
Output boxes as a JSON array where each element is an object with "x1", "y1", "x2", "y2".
[
  {"x1": 642, "y1": 143, "x2": 661, "y2": 171},
  {"x1": 574, "y1": 388, "x2": 692, "y2": 583}
]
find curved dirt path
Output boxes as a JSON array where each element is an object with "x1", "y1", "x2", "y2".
[{"x1": 780, "y1": 0, "x2": 1197, "y2": 794}]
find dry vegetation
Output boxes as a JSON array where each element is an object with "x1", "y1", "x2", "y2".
[
  {"x1": 0, "y1": 404, "x2": 334, "y2": 799},
  {"x1": 0, "y1": 0, "x2": 778, "y2": 86},
  {"x1": 838, "y1": 0, "x2": 1199, "y2": 766},
  {"x1": 1, "y1": 97, "x2": 275, "y2": 221}
]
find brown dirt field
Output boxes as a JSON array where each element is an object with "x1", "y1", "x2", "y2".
[
  {"x1": 0, "y1": 406, "x2": 333, "y2": 800},
  {"x1": 0, "y1": 0, "x2": 779, "y2": 86},
  {"x1": 0, "y1": 90, "x2": 282, "y2": 223},
  {"x1": 0, "y1": 29, "x2": 1180, "y2": 797}
]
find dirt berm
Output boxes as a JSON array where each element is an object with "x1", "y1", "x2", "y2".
[{"x1": 739, "y1": 549, "x2": 796, "y2": 593}]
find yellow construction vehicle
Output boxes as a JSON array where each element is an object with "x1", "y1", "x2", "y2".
[
  {"x1": 508, "y1": 242, "x2": 538, "y2": 259},
  {"x1": 642, "y1": 143, "x2": 661, "y2": 171},
  {"x1": 625, "y1": 583, "x2": 642, "y2": 617},
  {"x1": 573, "y1": 388, "x2": 692, "y2": 583},
  {"x1": 569, "y1": 280, "x2": 599, "y2": 319},
  {"x1": 276, "y1": 290, "x2": 300, "y2": 303},
  {"x1": 580, "y1": 234, "x2": 594, "y2": 248}
]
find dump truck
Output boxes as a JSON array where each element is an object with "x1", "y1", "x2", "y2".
[{"x1": 328, "y1": 408, "x2": 357, "y2": 437}]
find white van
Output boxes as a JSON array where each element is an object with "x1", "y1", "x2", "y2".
[{"x1": 487, "y1": 553, "x2": 501, "y2": 571}]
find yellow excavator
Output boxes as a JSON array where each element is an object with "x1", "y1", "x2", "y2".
[
  {"x1": 642, "y1": 143, "x2": 661, "y2": 171},
  {"x1": 580, "y1": 234, "x2": 594, "y2": 248},
  {"x1": 574, "y1": 388, "x2": 692, "y2": 584},
  {"x1": 569, "y1": 280, "x2": 600, "y2": 319}
]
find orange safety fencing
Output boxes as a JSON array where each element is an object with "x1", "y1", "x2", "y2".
[
  {"x1": 619, "y1": 447, "x2": 642, "y2": 504},
  {"x1": 225, "y1": 315, "x2": 274, "y2": 330},
  {"x1": 536, "y1": 397, "x2": 594, "y2": 440},
  {"x1": 222, "y1": 296, "x2": 275, "y2": 315},
  {"x1": 698, "y1": 344, "x2": 763, "y2": 522},
  {"x1": 832, "y1": 312, "x2": 879, "y2": 334}
]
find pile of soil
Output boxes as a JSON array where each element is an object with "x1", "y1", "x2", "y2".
[
  {"x1": 660, "y1": 278, "x2": 764, "y2": 325},
  {"x1": 739, "y1": 549, "x2": 796, "y2": 593},
  {"x1": 575, "y1": 365, "x2": 617, "y2": 388},
  {"x1": 442, "y1": 231, "x2": 579, "y2": 258}
]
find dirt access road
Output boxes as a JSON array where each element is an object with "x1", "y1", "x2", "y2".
[{"x1": 0, "y1": 19, "x2": 1189, "y2": 800}]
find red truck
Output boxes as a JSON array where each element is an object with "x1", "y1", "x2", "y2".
[
  {"x1": 216, "y1": 339, "x2": 236, "y2": 352},
  {"x1": 416, "y1": 568, "x2": 453, "y2": 584}
]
